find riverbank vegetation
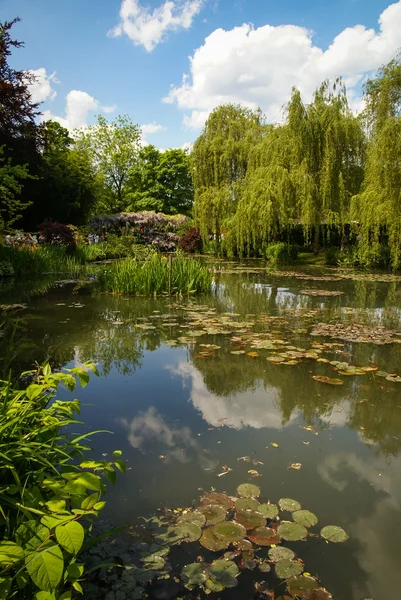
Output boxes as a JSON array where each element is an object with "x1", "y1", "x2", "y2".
[{"x1": 0, "y1": 362, "x2": 125, "y2": 598}]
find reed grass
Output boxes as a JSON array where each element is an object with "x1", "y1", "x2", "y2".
[
  {"x1": 0, "y1": 245, "x2": 82, "y2": 276},
  {"x1": 98, "y1": 254, "x2": 212, "y2": 295}
]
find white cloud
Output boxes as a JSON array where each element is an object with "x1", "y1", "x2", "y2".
[
  {"x1": 140, "y1": 121, "x2": 166, "y2": 145},
  {"x1": 109, "y1": 0, "x2": 203, "y2": 52},
  {"x1": 164, "y1": 0, "x2": 401, "y2": 128},
  {"x1": 101, "y1": 104, "x2": 117, "y2": 114},
  {"x1": 26, "y1": 68, "x2": 58, "y2": 103},
  {"x1": 42, "y1": 90, "x2": 99, "y2": 130}
]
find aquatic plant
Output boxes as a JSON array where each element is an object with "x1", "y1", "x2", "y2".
[
  {"x1": 137, "y1": 484, "x2": 346, "y2": 598},
  {"x1": 0, "y1": 363, "x2": 125, "y2": 598},
  {"x1": 98, "y1": 254, "x2": 212, "y2": 295},
  {"x1": 0, "y1": 245, "x2": 82, "y2": 277}
]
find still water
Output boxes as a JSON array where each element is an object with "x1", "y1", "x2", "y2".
[{"x1": 3, "y1": 264, "x2": 401, "y2": 599}]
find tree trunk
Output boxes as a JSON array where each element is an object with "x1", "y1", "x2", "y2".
[{"x1": 313, "y1": 227, "x2": 320, "y2": 255}]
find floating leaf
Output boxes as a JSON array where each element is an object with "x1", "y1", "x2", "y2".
[
  {"x1": 154, "y1": 526, "x2": 186, "y2": 546},
  {"x1": 268, "y1": 546, "x2": 295, "y2": 562},
  {"x1": 177, "y1": 511, "x2": 206, "y2": 528},
  {"x1": 179, "y1": 523, "x2": 202, "y2": 542},
  {"x1": 375, "y1": 371, "x2": 389, "y2": 377},
  {"x1": 206, "y1": 559, "x2": 239, "y2": 591},
  {"x1": 278, "y1": 522, "x2": 308, "y2": 541},
  {"x1": 181, "y1": 563, "x2": 207, "y2": 590},
  {"x1": 258, "y1": 561, "x2": 271, "y2": 573},
  {"x1": 201, "y1": 492, "x2": 234, "y2": 510},
  {"x1": 199, "y1": 504, "x2": 226, "y2": 525},
  {"x1": 288, "y1": 463, "x2": 302, "y2": 470},
  {"x1": 386, "y1": 374, "x2": 401, "y2": 383},
  {"x1": 258, "y1": 503, "x2": 279, "y2": 519},
  {"x1": 248, "y1": 526, "x2": 280, "y2": 546},
  {"x1": 271, "y1": 442, "x2": 279, "y2": 448},
  {"x1": 312, "y1": 376, "x2": 344, "y2": 386},
  {"x1": 287, "y1": 575, "x2": 320, "y2": 596},
  {"x1": 236, "y1": 483, "x2": 261, "y2": 498},
  {"x1": 234, "y1": 539, "x2": 253, "y2": 551},
  {"x1": 247, "y1": 352, "x2": 259, "y2": 358},
  {"x1": 235, "y1": 498, "x2": 260, "y2": 511},
  {"x1": 293, "y1": 510, "x2": 318, "y2": 528},
  {"x1": 279, "y1": 498, "x2": 301, "y2": 512},
  {"x1": 199, "y1": 529, "x2": 229, "y2": 552},
  {"x1": 275, "y1": 559, "x2": 303, "y2": 579},
  {"x1": 212, "y1": 521, "x2": 246, "y2": 543},
  {"x1": 234, "y1": 510, "x2": 266, "y2": 530},
  {"x1": 302, "y1": 589, "x2": 333, "y2": 599},
  {"x1": 320, "y1": 525, "x2": 348, "y2": 543}
]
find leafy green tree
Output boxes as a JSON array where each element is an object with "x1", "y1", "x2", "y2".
[
  {"x1": 191, "y1": 104, "x2": 263, "y2": 244},
  {"x1": 352, "y1": 56, "x2": 401, "y2": 268},
  {"x1": 76, "y1": 114, "x2": 141, "y2": 214},
  {"x1": 128, "y1": 145, "x2": 193, "y2": 214},
  {"x1": 0, "y1": 146, "x2": 32, "y2": 228}
]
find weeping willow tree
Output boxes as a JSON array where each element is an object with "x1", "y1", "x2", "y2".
[
  {"x1": 191, "y1": 104, "x2": 263, "y2": 245},
  {"x1": 351, "y1": 56, "x2": 401, "y2": 269},
  {"x1": 231, "y1": 80, "x2": 365, "y2": 256}
]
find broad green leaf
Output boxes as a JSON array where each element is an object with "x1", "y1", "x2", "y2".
[
  {"x1": 72, "y1": 581, "x2": 83, "y2": 594},
  {"x1": 104, "y1": 468, "x2": 116, "y2": 485},
  {"x1": 112, "y1": 450, "x2": 122, "y2": 457},
  {"x1": 41, "y1": 514, "x2": 74, "y2": 530},
  {"x1": 55, "y1": 521, "x2": 85, "y2": 555},
  {"x1": 320, "y1": 525, "x2": 349, "y2": 543},
  {"x1": 114, "y1": 459, "x2": 126, "y2": 474},
  {"x1": 80, "y1": 493, "x2": 99, "y2": 511},
  {"x1": 0, "y1": 541, "x2": 24, "y2": 566},
  {"x1": 59, "y1": 593, "x2": 72, "y2": 600},
  {"x1": 94, "y1": 501, "x2": 106, "y2": 511},
  {"x1": 66, "y1": 563, "x2": 85, "y2": 580},
  {"x1": 45, "y1": 497, "x2": 66, "y2": 513},
  {"x1": 0, "y1": 577, "x2": 12, "y2": 600},
  {"x1": 25, "y1": 543, "x2": 64, "y2": 591},
  {"x1": 35, "y1": 592, "x2": 56, "y2": 600},
  {"x1": 26, "y1": 384, "x2": 45, "y2": 401}
]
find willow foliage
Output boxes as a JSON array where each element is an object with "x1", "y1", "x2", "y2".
[
  {"x1": 352, "y1": 57, "x2": 401, "y2": 268},
  {"x1": 231, "y1": 81, "x2": 365, "y2": 255},
  {"x1": 191, "y1": 104, "x2": 263, "y2": 243}
]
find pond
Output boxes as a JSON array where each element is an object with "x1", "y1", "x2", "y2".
[{"x1": 2, "y1": 263, "x2": 401, "y2": 599}]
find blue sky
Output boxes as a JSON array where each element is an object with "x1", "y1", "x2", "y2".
[{"x1": 2, "y1": 0, "x2": 400, "y2": 148}]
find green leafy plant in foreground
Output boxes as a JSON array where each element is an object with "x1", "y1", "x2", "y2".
[
  {"x1": 140, "y1": 484, "x2": 348, "y2": 598},
  {"x1": 0, "y1": 363, "x2": 126, "y2": 599}
]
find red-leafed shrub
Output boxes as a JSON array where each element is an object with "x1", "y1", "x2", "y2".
[
  {"x1": 39, "y1": 221, "x2": 77, "y2": 249},
  {"x1": 178, "y1": 227, "x2": 202, "y2": 253}
]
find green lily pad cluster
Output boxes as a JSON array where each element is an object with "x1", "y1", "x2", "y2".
[{"x1": 142, "y1": 484, "x2": 347, "y2": 597}]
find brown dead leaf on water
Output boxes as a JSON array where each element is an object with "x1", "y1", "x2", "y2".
[
  {"x1": 159, "y1": 455, "x2": 167, "y2": 459},
  {"x1": 218, "y1": 417, "x2": 228, "y2": 423},
  {"x1": 253, "y1": 460, "x2": 264, "y2": 465},
  {"x1": 237, "y1": 456, "x2": 252, "y2": 462},
  {"x1": 288, "y1": 463, "x2": 302, "y2": 470},
  {"x1": 248, "y1": 469, "x2": 261, "y2": 478},
  {"x1": 271, "y1": 442, "x2": 279, "y2": 448},
  {"x1": 299, "y1": 425, "x2": 319, "y2": 435},
  {"x1": 302, "y1": 441, "x2": 310, "y2": 446}
]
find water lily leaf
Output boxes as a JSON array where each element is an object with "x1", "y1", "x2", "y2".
[
  {"x1": 231, "y1": 350, "x2": 245, "y2": 355},
  {"x1": 293, "y1": 510, "x2": 318, "y2": 528},
  {"x1": 199, "y1": 529, "x2": 229, "y2": 552},
  {"x1": 154, "y1": 526, "x2": 186, "y2": 546},
  {"x1": 201, "y1": 492, "x2": 234, "y2": 510},
  {"x1": 207, "y1": 559, "x2": 239, "y2": 589},
  {"x1": 235, "y1": 498, "x2": 260, "y2": 511},
  {"x1": 275, "y1": 559, "x2": 303, "y2": 579},
  {"x1": 211, "y1": 521, "x2": 246, "y2": 543},
  {"x1": 179, "y1": 523, "x2": 202, "y2": 543},
  {"x1": 287, "y1": 575, "x2": 320, "y2": 596},
  {"x1": 302, "y1": 589, "x2": 333, "y2": 599},
  {"x1": 234, "y1": 539, "x2": 253, "y2": 551},
  {"x1": 375, "y1": 371, "x2": 389, "y2": 377},
  {"x1": 268, "y1": 546, "x2": 295, "y2": 562},
  {"x1": 234, "y1": 510, "x2": 266, "y2": 530},
  {"x1": 142, "y1": 553, "x2": 165, "y2": 570},
  {"x1": 248, "y1": 526, "x2": 280, "y2": 546},
  {"x1": 279, "y1": 498, "x2": 301, "y2": 512},
  {"x1": 386, "y1": 374, "x2": 401, "y2": 383},
  {"x1": 312, "y1": 376, "x2": 344, "y2": 386},
  {"x1": 236, "y1": 483, "x2": 261, "y2": 498},
  {"x1": 198, "y1": 504, "x2": 226, "y2": 525},
  {"x1": 278, "y1": 522, "x2": 308, "y2": 541},
  {"x1": 181, "y1": 563, "x2": 207, "y2": 590},
  {"x1": 258, "y1": 503, "x2": 279, "y2": 519},
  {"x1": 258, "y1": 560, "x2": 271, "y2": 573},
  {"x1": 177, "y1": 510, "x2": 206, "y2": 528},
  {"x1": 320, "y1": 525, "x2": 348, "y2": 543}
]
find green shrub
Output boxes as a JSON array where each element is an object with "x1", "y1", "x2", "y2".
[
  {"x1": 0, "y1": 260, "x2": 14, "y2": 277},
  {"x1": 324, "y1": 246, "x2": 340, "y2": 266},
  {"x1": 0, "y1": 363, "x2": 125, "y2": 598},
  {"x1": 98, "y1": 254, "x2": 212, "y2": 295},
  {"x1": 265, "y1": 242, "x2": 298, "y2": 264}
]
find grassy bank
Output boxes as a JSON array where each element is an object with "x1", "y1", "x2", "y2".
[
  {"x1": 98, "y1": 254, "x2": 212, "y2": 295},
  {"x1": 0, "y1": 245, "x2": 82, "y2": 277}
]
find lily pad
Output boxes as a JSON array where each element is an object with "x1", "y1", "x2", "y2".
[
  {"x1": 279, "y1": 498, "x2": 301, "y2": 512},
  {"x1": 177, "y1": 510, "x2": 206, "y2": 528},
  {"x1": 287, "y1": 575, "x2": 320, "y2": 596},
  {"x1": 302, "y1": 590, "x2": 333, "y2": 599},
  {"x1": 258, "y1": 561, "x2": 271, "y2": 573},
  {"x1": 179, "y1": 522, "x2": 202, "y2": 542},
  {"x1": 248, "y1": 526, "x2": 280, "y2": 546},
  {"x1": 236, "y1": 483, "x2": 261, "y2": 498},
  {"x1": 275, "y1": 559, "x2": 303, "y2": 579},
  {"x1": 154, "y1": 526, "x2": 186, "y2": 546},
  {"x1": 278, "y1": 522, "x2": 308, "y2": 541},
  {"x1": 211, "y1": 521, "x2": 246, "y2": 543},
  {"x1": 199, "y1": 529, "x2": 229, "y2": 552},
  {"x1": 235, "y1": 498, "x2": 260, "y2": 511},
  {"x1": 293, "y1": 510, "x2": 318, "y2": 528},
  {"x1": 320, "y1": 525, "x2": 348, "y2": 543},
  {"x1": 207, "y1": 559, "x2": 239, "y2": 591},
  {"x1": 258, "y1": 503, "x2": 279, "y2": 519},
  {"x1": 234, "y1": 539, "x2": 253, "y2": 551},
  {"x1": 312, "y1": 375, "x2": 344, "y2": 386},
  {"x1": 199, "y1": 504, "x2": 226, "y2": 525},
  {"x1": 201, "y1": 492, "x2": 234, "y2": 510},
  {"x1": 268, "y1": 546, "x2": 295, "y2": 562},
  {"x1": 234, "y1": 510, "x2": 266, "y2": 530},
  {"x1": 181, "y1": 563, "x2": 207, "y2": 590}
]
